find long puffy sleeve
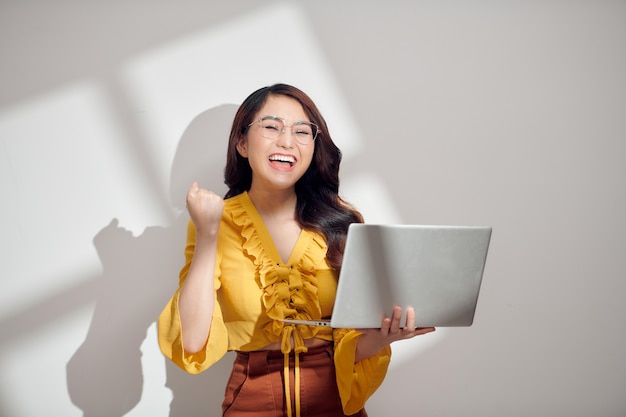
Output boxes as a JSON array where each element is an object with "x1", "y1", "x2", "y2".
[
  {"x1": 333, "y1": 328, "x2": 392, "y2": 415},
  {"x1": 157, "y1": 220, "x2": 228, "y2": 374}
]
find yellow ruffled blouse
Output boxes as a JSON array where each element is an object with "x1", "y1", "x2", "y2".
[{"x1": 158, "y1": 192, "x2": 391, "y2": 414}]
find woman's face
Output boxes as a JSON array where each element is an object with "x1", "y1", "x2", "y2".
[{"x1": 237, "y1": 94, "x2": 315, "y2": 193}]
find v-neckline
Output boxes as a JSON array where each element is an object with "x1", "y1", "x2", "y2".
[{"x1": 240, "y1": 192, "x2": 312, "y2": 265}]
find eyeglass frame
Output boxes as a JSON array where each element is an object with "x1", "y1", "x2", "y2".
[{"x1": 247, "y1": 115, "x2": 319, "y2": 145}]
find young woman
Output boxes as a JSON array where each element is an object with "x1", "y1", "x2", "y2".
[{"x1": 158, "y1": 84, "x2": 435, "y2": 417}]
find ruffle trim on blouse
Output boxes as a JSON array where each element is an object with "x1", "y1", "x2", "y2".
[{"x1": 230, "y1": 195, "x2": 327, "y2": 354}]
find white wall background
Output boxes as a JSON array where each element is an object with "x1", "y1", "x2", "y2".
[{"x1": 1, "y1": 1, "x2": 625, "y2": 416}]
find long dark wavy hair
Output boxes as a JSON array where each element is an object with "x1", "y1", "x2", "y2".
[{"x1": 224, "y1": 84, "x2": 362, "y2": 270}]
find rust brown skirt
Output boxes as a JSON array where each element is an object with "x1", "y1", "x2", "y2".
[{"x1": 222, "y1": 344, "x2": 367, "y2": 417}]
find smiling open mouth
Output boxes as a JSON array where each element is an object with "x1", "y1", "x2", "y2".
[{"x1": 269, "y1": 155, "x2": 295, "y2": 167}]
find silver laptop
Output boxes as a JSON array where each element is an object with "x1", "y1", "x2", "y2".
[{"x1": 282, "y1": 224, "x2": 492, "y2": 328}]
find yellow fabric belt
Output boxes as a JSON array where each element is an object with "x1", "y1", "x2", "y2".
[
  {"x1": 284, "y1": 350, "x2": 300, "y2": 417},
  {"x1": 281, "y1": 325, "x2": 308, "y2": 417}
]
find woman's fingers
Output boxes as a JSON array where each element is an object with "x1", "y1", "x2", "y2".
[
  {"x1": 186, "y1": 182, "x2": 224, "y2": 236},
  {"x1": 380, "y1": 317, "x2": 392, "y2": 337},
  {"x1": 404, "y1": 307, "x2": 416, "y2": 332},
  {"x1": 387, "y1": 306, "x2": 403, "y2": 335},
  {"x1": 382, "y1": 306, "x2": 436, "y2": 340}
]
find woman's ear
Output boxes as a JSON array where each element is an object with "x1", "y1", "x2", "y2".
[{"x1": 236, "y1": 138, "x2": 248, "y2": 158}]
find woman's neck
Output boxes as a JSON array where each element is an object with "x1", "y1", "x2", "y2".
[{"x1": 247, "y1": 187, "x2": 298, "y2": 219}]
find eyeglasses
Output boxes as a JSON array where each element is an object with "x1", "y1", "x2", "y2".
[{"x1": 248, "y1": 115, "x2": 318, "y2": 145}]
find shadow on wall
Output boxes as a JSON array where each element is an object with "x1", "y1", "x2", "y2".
[{"x1": 66, "y1": 104, "x2": 239, "y2": 416}]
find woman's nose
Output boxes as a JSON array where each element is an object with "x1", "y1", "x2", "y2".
[{"x1": 275, "y1": 127, "x2": 295, "y2": 148}]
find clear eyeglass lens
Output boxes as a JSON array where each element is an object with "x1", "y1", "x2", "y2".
[{"x1": 258, "y1": 117, "x2": 316, "y2": 144}]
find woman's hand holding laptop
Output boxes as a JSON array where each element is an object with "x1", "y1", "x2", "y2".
[{"x1": 354, "y1": 306, "x2": 436, "y2": 363}]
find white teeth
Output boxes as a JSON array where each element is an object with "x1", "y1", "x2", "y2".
[{"x1": 269, "y1": 155, "x2": 295, "y2": 164}]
